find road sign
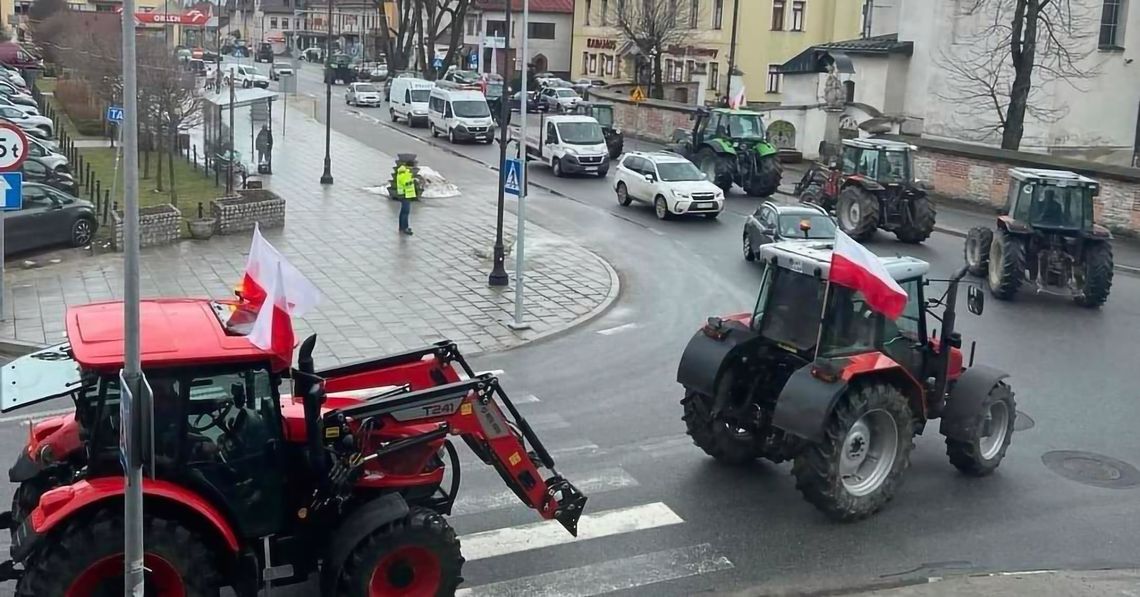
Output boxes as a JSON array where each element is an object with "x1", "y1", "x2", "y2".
[
  {"x1": 119, "y1": 370, "x2": 133, "y2": 471},
  {"x1": 432, "y1": 57, "x2": 444, "y2": 70},
  {"x1": 630, "y1": 86, "x2": 646, "y2": 102},
  {"x1": 468, "y1": 53, "x2": 478, "y2": 67},
  {"x1": 0, "y1": 122, "x2": 29, "y2": 171},
  {"x1": 106, "y1": 106, "x2": 125, "y2": 123},
  {"x1": 1, "y1": 172, "x2": 23, "y2": 210},
  {"x1": 504, "y1": 158, "x2": 522, "y2": 196}
]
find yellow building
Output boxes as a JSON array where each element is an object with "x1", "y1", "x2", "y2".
[{"x1": 570, "y1": 0, "x2": 863, "y2": 105}]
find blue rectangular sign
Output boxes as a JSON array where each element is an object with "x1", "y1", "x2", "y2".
[
  {"x1": 504, "y1": 159, "x2": 522, "y2": 196},
  {"x1": 106, "y1": 106, "x2": 124, "y2": 123},
  {"x1": 1, "y1": 171, "x2": 22, "y2": 211}
]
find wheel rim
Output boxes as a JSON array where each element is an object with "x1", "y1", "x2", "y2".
[
  {"x1": 617, "y1": 184, "x2": 627, "y2": 204},
  {"x1": 979, "y1": 400, "x2": 1010, "y2": 461},
  {"x1": 839, "y1": 409, "x2": 898, "y2": 497},
  {"x1": 73, "y1": 220, "x2": 92, "y2": 245},
  {"x1": 742, "y1": 234, "x2": 751, "y2": 257},
  {"x1": 840, "y1": 198, "x2": 860, "y2": 231},
  {"x1": 66, "y1": 554, "x2": 185, "y2": 597},
  {"x1": 368, "y1": 546, "x2": 441, "y2": 597},
  {"x1": 449, "y1": 130, "x2": 454, "y2": 142},
  {"x1": 988, "y1": 239, "x2": 1004, "y2": 288},
  {"x1": 656, "y1": 198, "x2": 667, "y2": 218},
  {"x1": 965, "y1": 236, "x2": 980, "y2": 267}
]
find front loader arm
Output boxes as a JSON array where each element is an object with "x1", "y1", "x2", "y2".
[
  {"x1": 312, "y1": 341, "x2": 468, "y2": 393},
  {"x1": 328, "y1": 376, "x2": 587, "y2": 535}
]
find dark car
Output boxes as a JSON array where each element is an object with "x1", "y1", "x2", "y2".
[
  {"x1": 22, "y1": 156, "x2": 76, "y2": 193},
  {"x1": 742, "y1": 201, "x2": 836, "y2": 261},
  {"x1": 2, "y1": 182, "x2": 97, "y2": 256},
  {"x1": 509, "y1": 90, "x2": 545, "y2": 113}
]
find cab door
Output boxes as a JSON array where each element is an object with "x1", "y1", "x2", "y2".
[{"x1": 543, "y1": 121, "x2": 559, "y2": 162}]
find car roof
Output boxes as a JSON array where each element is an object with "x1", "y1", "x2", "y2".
[
  {"x1": 547, "y1": 115, "x2": 597, "y2": 124},
  {"x1": 758, "y1": 241, "x2": 930, "y2": 281},
  {"x1": 396, "y1": 78, "x2": 434, "y2": 88},
  {"x1": 762, "y1": 201, "x2": 828, "y2": 216},
  {"x1": 627, "y1": 151, "x2": 691, "y2": 164}
]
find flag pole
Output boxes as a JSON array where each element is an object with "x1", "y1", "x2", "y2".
[{"x1": 813, "y1": 280, "x2": 832, "y2": 360}]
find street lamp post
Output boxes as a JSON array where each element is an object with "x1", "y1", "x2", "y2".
[
  {"x1": 319, "y1": 0, "x2": 334, "y2": 184},
  {"x1": 487, "y1": 4, "x2": 514, "y2": 287},
  {"x1": 724, "y1": 0, "x2": 741, "y2": 102}
]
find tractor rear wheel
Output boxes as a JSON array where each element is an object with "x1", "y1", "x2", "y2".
[
  {"x1": 894, "y1": 196, "x2": 936, "y2": 244},
  {"x1": 696, "y1": 148, "x2": 734, "y2": 192},
  {"x1": 945, "y1": 381, "x2": 1016, "y2": 476},
  {"x1": 337, "y1": 507, "x2": 463, "y2": 597},
  {"x1": 17, "y1": 508, "x2": 222, "y2": 597},
  {"x1": 836, "y1": 185, "x2": 880, "y2": 241},
  {"x1": 744, "y1": 156, "x2": 781, "y2": 197},
  {"x1": 1074, "y1": 241, "x2": 1113, "y2": 308},
  {"x1": 964, "y1": 227, "x2": 994, "y2": 277},
  {"x1": 987, "y1": 229, "x2": 1024, "y2": 300},
  {"x1": 792, "y1": 383, "x2": 914, "y2": 522},
  {"x1": 681, "y1": 390, "x2": 758, "y2": 465}
]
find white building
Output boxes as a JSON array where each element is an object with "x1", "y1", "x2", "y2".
[{"x1": 462, "y1": 0, "x2": 573, "y2": 78}]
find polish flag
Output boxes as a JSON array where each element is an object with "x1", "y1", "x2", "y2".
[
  {"x1": 238, "y1": 224, "x2": 317, "y2": 313},
  {"x1": 239, "y1": 225, "x2": 320, "y2": 363},
  {"x1": 729, "y1": 86, "x2": 746, "y2": 109},
  {"x1": 829, "y1": 231, "x2": 908, "y2": 320}
]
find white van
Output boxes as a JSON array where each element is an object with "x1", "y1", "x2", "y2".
[
  {"x1": 427, "y1": 84, "x2": 496, "y2": 144},
  {"x1": 389, "y1": 78, "x2": 434, "y2": 127}
]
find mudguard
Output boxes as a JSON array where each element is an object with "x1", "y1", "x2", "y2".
[
  {"x1": 8, "y1": 450, "x2": 39, "y2": 483},
  {"x1": 771, "y1": 365, "x2": 848, "y2": 443},
  {"x1": 846, "y1": 175, "x2": 885, "y2": 192},
  {"x1": 939, "y1": 365, "x2": 1010, "y2": 441},
  {"x1": 319, "y1": 492, "x2": 411, "y2": 595},
  {"x1": 676, "y1": 320, "x2": 759, "y2": 398},
  {"x1": 753, "y1": 142, "x2": 778, "y2": 158},
  {"x1": 705, "y1": 138, "x2": 737, "y2": 155}
]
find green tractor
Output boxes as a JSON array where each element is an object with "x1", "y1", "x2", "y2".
[
  {"x1": 668, "y1": 107, "x2": 782, "y2": 197},
  {"x1": 324, "y1": 53, "x2": 356, "y2": 85}
]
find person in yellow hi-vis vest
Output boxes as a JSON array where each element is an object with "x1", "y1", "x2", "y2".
[{"x1": 395, "y1": 160, "x2": 418, "y2": 236}]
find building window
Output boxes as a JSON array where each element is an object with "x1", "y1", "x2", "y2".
[
  {"x1": 672, "y1": 60, "x2": 683, "y2": 81},
  {"x1": 605, "y1": 55, "x2": 615, "y2": 75},
  {"x1": 529, "y1": 22, "x2": 556, "y2": 39},
  {"x1": 689, "y1": 0, "x2": 699, "y2": 27},
  {"x1": 772, "y1": 0, "x2": 785, "y2": 30},
  {"x1": 601, "y1": 0, "x2": 608, "y2": 25},
  {"x1": 1099, "y1": 0, "x2": 1125, "y2": 48},
  {"x1": 767, "y1": 64, "x2": 781, "y2": 93},
  {"x1": 791, "y1": 1, "x2": 805, "y2": 31},
  {"x1": 708, "y1": 61, "x2": 719, "y2": 90},
  {"x1": 713, "y1": 0, "x2": 723, "y2": 29},
  {"x1": 861, "y1": 0, "x2": 873, "y2": 38},
  {"x1": 686, "y1": 59, "x2": 695, "y2": 80},
  {"x1": 590, "y1": 53, "x2": 598, "y2": 73},
  {"x1": 465, "y1": 15, "x2": 477, "y2": 36},
  {"x1": 583, "y1": 51, "x2": 589, "y2": 73},
  {"x1": 270, "y1": 17, "x2": 277, "y2": 29},
  {"x1": 585, "y1": 0, "x2": 592, "y2": 25},
  {"x1": 844, "y1": 80, "x2": 856, "y2": 103},
  {"x1": 487, "y1": 19, "x2": 508, "y2": 37}
]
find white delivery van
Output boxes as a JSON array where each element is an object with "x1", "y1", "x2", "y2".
[
  {"x1": 511, "y1": 114, "x2": 610, "y2": 177},
  {"x1": 427, "y1": 83, "x2": 496, "y2": 144},
  {"x1": 389, "y1": 78, "x2": 434, "y2": 127}
]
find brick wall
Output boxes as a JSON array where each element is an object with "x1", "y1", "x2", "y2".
[
  {"x1": 111, "y1": 205, "x2": 183, "y2": 251},
  {"x1": 211, "y1": 189, "x2": 286, "y2": 235},
  {"x1": 589, "y1": 88, "x2": 697, "y2": 145}
]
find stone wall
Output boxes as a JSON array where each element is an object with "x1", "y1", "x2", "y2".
[
  {"x1": 111, "y1": 204, "x2": 183, "y2": 251},
  {"x1": 211, "y1": 189, "x2": 286, "y2": 235},
  {"x1": 589, "y1": 88, "x2": 697, "y2": 144},
  {"x1": 901, "y1": 136, "x2": 1140, "y2": 235}
]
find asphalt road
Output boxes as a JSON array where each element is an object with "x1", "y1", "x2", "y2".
[{"x1": 0, "y1": 66, "x2": 1137, "y2": 595}]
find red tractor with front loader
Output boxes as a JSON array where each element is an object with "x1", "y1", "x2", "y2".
[
  {"x1": 0, "y1": 298, "x2": 586, "y2": 595},
  {"x1": 677, "y1": 241, "x2": 1015, "y2": 521}
]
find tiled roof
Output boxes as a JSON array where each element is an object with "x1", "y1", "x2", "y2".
[
  {"x1": 779, "y1": 34, "x2": 913, "y2": 74},
  {"x1": 473, "y1": 0, "x2": 574, "y2": 13},
  {"x1": 813, "y1": 34, "x2": 913, "y2": 53}
]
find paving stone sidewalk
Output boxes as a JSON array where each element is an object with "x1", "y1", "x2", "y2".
[{"x1": 0, "y1": 102, "x2": 618, "y2": 365}]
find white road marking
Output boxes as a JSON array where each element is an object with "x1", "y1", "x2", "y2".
[
  {"x1": 638, "y1": 434, "x2": 695, "y2": 457},
  {"x1": 455, "y1": 543, "x2": 733, "y2": 597},
  {"x1": 451, "y1": 467, "x2": 637, "y2": 516},
  {"x1": 460, "y1": 502, "x2": 684, "y2": 562},
  {"x1": 596, "y1": 322, "x2": 638, "y2": 336},
  {"x1": 457, "y1": 440, "x2": 599, "y2": 467},
  {"x1": 522, "y1": 412, "x2": 570, "y2": 430},
  {"x1": 0, "y1": 407, "x2": 74, "y2": 424},
  {"x1": 511, "y1": 393, "x2": 540, "y2": 404},
  {"x1": 477, "y1": 369, "x2": 505, "y2": 377}
]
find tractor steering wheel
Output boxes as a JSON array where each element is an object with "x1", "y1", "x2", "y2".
[{"x1": 189, "y1": 402, "x2": 233, "y2": 434}]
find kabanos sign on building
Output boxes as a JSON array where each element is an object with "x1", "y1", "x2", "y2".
[{"x1": 134, "y1": 9, "x2": 209, "y2": 25}]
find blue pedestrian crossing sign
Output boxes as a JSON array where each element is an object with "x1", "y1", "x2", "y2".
[
  {"x1": 504, "y1": 159, "x2": 522, "y2": 196},
  {"x1": 106, "y1": 106, "x2": 124, "y2": 123},
  {"x1": 432, "y1": 57, "x2": 444, "y2": 70},
  {"x1": 1, "y1": 172, "x2": 22, "y2": 211}
]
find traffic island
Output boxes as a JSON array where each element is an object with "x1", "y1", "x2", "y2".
[
  {"x1": 210, "y1": 189, "x2": 286, "y2": 234},
  {"x1": 110, "y1": 204, "x2": 183, "y2": 251}
]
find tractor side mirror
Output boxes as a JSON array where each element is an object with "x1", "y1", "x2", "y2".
[
  {"x1": 914, "y1": 179, "x2": 932, "y2": 191},
  {"x1": 967, "y1": 285, "x2": 984, "y2": 315}
]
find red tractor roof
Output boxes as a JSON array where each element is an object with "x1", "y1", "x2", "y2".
[{"x1": 66, "y1": 299, "x2": 275, "y2": 371}]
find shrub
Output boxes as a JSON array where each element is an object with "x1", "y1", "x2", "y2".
[{"x1": 53, "y1": 79, "x2": 105, "y2": 136}]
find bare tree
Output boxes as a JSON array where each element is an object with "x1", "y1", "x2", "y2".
[
  {"x1": 613, "y1": 0, "x2": 696, "y2": 100},
  {"x1": 936, "y1": 0, "x2": 1097, "y2": 149},
  {"x1": 137, "y1": 38, "x2": 202, "y2": 205},
  {"x1": 422, "y1": 0, "x2": 472, "y2": 79}
]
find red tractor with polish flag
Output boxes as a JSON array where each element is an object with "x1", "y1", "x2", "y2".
[
  {"x1": 0, "y1": 226, "x2": 586, "y2": 595},
  {"x1": 677, "y1": 233, "x2": 1016, "y2": 521}
]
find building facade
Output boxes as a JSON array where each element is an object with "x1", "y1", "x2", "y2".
[{"x1": 462, "y1": 0, "x2": 573, "y2": 78}]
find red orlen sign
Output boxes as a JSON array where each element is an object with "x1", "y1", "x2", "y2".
[{"x1": 135, "y1": 10, "x2": 209, "y2": 25}]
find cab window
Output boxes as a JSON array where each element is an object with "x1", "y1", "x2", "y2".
[
  {"x1": 841, "y1": 146, "x2": 859, "y2": 173},
  {"x1": 882, "y1": 279, "x2": 922, "y2": 345}
]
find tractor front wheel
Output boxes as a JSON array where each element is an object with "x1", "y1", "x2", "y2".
[
  {"x1": 744, "y1": 156, "x2": 781, "y2": 197},
  {"x1": 337, "y1": 507, "x2": 463, "y2": 597},
  {"x1": 945, "y1": 381, "x2": 1016, "y2": 476},
  {"x1": 696, "y1": 148, "x2": 734, "y2": 192},
  {"x1": 894, "y1": 196, "x2": 936, "y2": 244},
  {"x1": 836, "y1": 185, "x2": 880, "y2": 241},
  {"x1": 1074, "y1": 241, "x2": 1113, "y2": 308},
  {"x1": 964, "y1": 227, "x2": 994, "y2": 277},
  {"x1": 681, "y1": 390, "x2": 758, "y2": 465},
  {"x1": 17, "y1": 508, "x2": 222, "y2": 597},
  {"x1": 799, "y1": 183, "x2": 825, "y2": 207},
  {"x1": 987, "y1": 229, "x2": 1024, "y2": 300},
  {"x1": 792, "y1": 383, "x2": 914, "y2": 522}
]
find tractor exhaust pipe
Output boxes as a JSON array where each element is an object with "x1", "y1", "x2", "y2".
[
  {"x1": 296, "y1": 335, "x2": 328, "y2": 477},
  {"x1": 932, "y1": 266, "x2": 970, "y2": 406}
]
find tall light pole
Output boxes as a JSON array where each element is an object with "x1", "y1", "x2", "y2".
[
  {"x1": 487, "y1": 4, "x2": 514, "y2": 287},
  {"x1": 510, "y1": 0, "x2": 530, "y2": 329},
  {"x1": 724, "y1": 0, "x2": 740, "y2": 102},
  {"x1": 319, "y1": 0, "x2": 334, "y2": 184}
]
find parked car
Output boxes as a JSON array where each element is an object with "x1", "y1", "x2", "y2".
[
  {"x1": 539, "y1": 86, "x2": 581, "y2": 112},
  {"x1": 0, "y1": 69, "x2": 29, "y2": 91},
  {"x1": 221, "y1": 64, "x2": 270, "y2": 88},
  {"x1": 301, "y1": 47, "x2": 324, "y2": 63},
  {"x1": 742, "y1": 201, "x2": 836, "y2": 260},
  {"x1": 571, "y1": 78, "x2": 607, "y2": 95},
  {"x1": 384, "y1": 70, "x2": 423, "y2": 100},
  {"x1": 354, "y1": 61, "x2": 388, "y2": 81},
  {"x1": 186, "y1": 58, "x2": 208, "y2": 77},
  {"x1": 0, "y1": 95, "x2": 38, "y2": 116},
  {"x1": 0, "y1": 42, "x2": 42, "y2": 70},
  {"x1": 21, "y1": 127, "x2": 58, "y2": 152},
  {"x1": 388, "y1": 77, "x2": 433, "y2": 126},
  {"x1": 21, "y1": 156, "x2": 76, "y2": 193},
  {"x1": 428, "y1": 84, "x2": 494, "y2": 143},
  {"x1": 613, "y1": 151, "x2": 725, "y2": 220},
  {"x1": 509, "y1": 90, "x2": 544, "y2": 113},
  {"x1": 442, "y1": 69, "x2": 480, "y2": 85},
  {"x1": 0, "y1": 105, "x2": 53, "y2": 137},
  {"x1": 26, "y1": 136, "x2": 69, "y2": 172},
  {"x1": 255, "y1": 42, "x2": 274, "y2": 63},
  {"x1": 2, "y1": 182, "x2": 97, "y2": 256},
  {"x1": 345, "y1": 82, "x2": 383, "y2": 107},
  {"x1": 269, "y1": 62, "x2": 294, "y2": 81}
]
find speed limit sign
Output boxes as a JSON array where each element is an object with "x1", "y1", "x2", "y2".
[{"x1": 0, "y1": 121, "x2": 29, "y2": 171}]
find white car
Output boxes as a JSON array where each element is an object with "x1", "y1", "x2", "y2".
[
  {"x1": 0, "y1": 95, "x2": 38, "y2": 116},
  {"x1": 539, "y1": 87, "x2": 580, "y2": 112},
  {"x1": 0, "y1": 105, "x2": 53, "y2": 138},
  {"x1": 346, "y1": 82, "x2": 382, "y2": 107},
  {"x1": 222, "y1": 64, "x2": 270, "y2": 88},
  {"x1": 613, "y1": 152, "x2": 725, "y2": 220}
]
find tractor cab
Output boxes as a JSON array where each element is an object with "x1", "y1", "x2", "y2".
[
  {"x1": 573, "y1": 101, "x2": 623, "y2": 158},
  {"x1": 667, "y1": 107, "x2": 782, "y2": 197},
  {"x1": 1003, "y1": 168, "x2": 1098, "y2": 234},
  {"x1": 839, "y1": 138, "x2": 917, "y2": 186}
]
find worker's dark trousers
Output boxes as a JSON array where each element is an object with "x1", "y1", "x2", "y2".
[{"x1": 399, "y1": 199, "x2": 411, "y2": 231}]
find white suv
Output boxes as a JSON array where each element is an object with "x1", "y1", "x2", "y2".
[
  {"x1": 614, "y1": 152, "x2": 725, "y2": 220},
  {"x1": 346, "y1": 82, "x2": 382, "y2": 107}
]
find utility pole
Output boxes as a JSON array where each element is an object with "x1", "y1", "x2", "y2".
[
  {"x1": 510, "y1": 0, "x2": 530, "y2": 330},
  {"x1": 120, "y1": 0, "x2": 145, "y2": 590},
  {"x1": 487, "y1": 3, "x2": 514, "y2": 287},
  {"x1": 319, "y1": 0, "x2": 334, "y2": 184},
  {"x1": 724, "y1": 0, "x2": 740, "y2": 101}
]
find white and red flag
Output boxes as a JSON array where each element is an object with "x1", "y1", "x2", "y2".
[
  {"x1": 729, "y1": 86, "x2": 746, "y2": 109},
  {"x1": 239, "y1": 225, "x2": 320, "y2": 361},
  {"x1": 829, "y1": 231, "x2": 908, "y2": 320}
]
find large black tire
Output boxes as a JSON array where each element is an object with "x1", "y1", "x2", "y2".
[
  {"x1": 799, "y1": 183, "x2": 825, "y2": 207},
  {"x1": 894, "y1": 196, "x2": 936, "y2": 244},
  {"x1": 792, "y1": 383, "x2": 915, "y2": 522},
  {"x1": 742, "y1": 232, "x2": 755, "y2": 261},
  {"x1": 17, "y1": 508, "x2": 222, "y2": 597},
  {"x1": 696, "y1": 147, "x2": 734, "y2": 192},
  {"x1": 1074, "y1": 241, "x2": 1113, "y2": 308},
  {"x1": 964, "y1": 227, "x2": 994, "y2": 277},
  {"x1": 743, "y1": 156, "x2": 781, "y2": 197},
  {"x1": 836, "y1": 185, "x2": 880, "y2": 241},
  {"x1": 681, "y1": 390, "x2": 757, "y2": 465},
  {"x1": 987, "y1": 228, "x2": 1024, "y2": 300},
  {"x1": 10, "y1": 478, "x2": 48, "y2": 544},
  {"x1": 337, "y1": 507, "x2": 463, "y2": 597},
  {"x1": 945, "y1": 381, "x2": 1016, "y2": 476}
]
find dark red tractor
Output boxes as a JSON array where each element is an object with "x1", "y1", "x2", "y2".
[{"x1": 0, "y1": 298, "x2": 586, "y2": 595}]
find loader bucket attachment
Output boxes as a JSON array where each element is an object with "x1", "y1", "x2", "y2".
[{"x1": 546, "y1": 475, "x2": 587, "y2": 536}]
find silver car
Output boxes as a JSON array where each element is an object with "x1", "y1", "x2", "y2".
[
  {"x1": 540, "y1": 87, "x2": 581, "y2": 112},
  {"x1": 346, "y1": 82, "x2": 382, "y2": 107}
]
